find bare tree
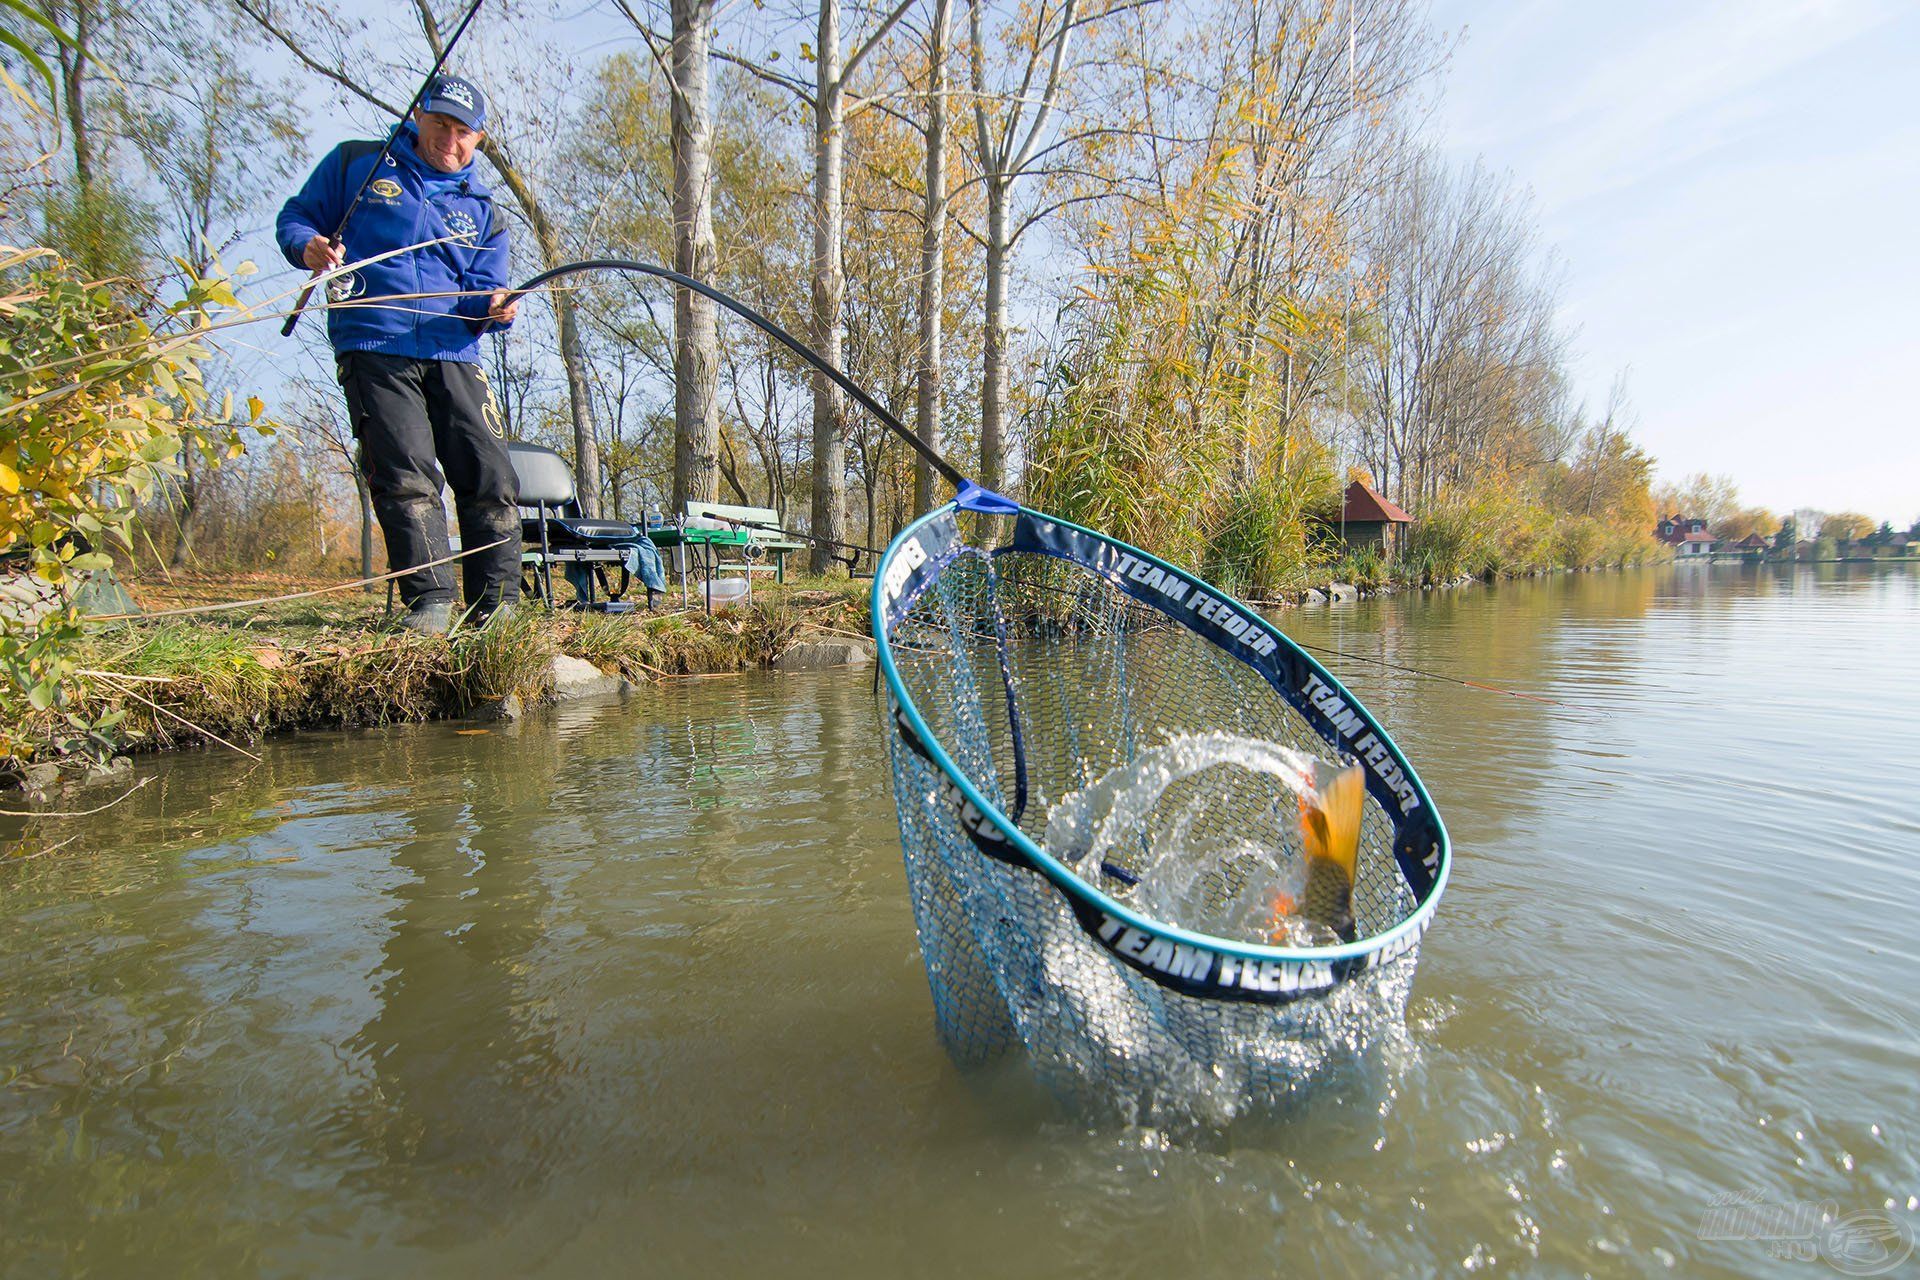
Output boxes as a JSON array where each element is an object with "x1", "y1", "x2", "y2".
[
  {"x1": 610, "y1": 0, "x2": 723, "y2": 511},
  {"x1": 122, "y1": 6, "x2": 302, "y2": 565},
  {"x1": 776, "y1": 0, "x2": 916, "y2": 568},
  {"x1": 964, "y1": 0, "x2": 1086, "y2": 493},
  {"x1": 1355, "y1": 144, "x2": 1564, "y2": 509},
  {"x1": 674, "y1": 0, "x2": 913, "y2": 569},
  {"x1": 911, "y1": 0, "x2": 953, "y2": 514},
  {"x1": 309, "y1": 400, "x2": 378, "y2": 581},
  {"x1": 668, "y1": 0, "x2": 720, "y2": 510}
]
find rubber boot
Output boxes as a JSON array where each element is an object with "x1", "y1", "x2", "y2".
[{"x1": 399, "y1": 599, "x2": 453, "y2": 636}]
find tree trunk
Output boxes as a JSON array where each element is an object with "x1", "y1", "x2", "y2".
[
  {"x1": 670, "y1": 0, "x2": 720, "y2": 512},
  {"x1": 763, "y1": 342, "x2": 786, "y2": 522},
  {"x1": 467, "y1": 160, "x2": 601, "y2": 516},
  {"x1": 56, "y1": 0, "x2": 93, "y2": 188},
  {"x1": 808, "y1": 0, "x2": 848, "y2": 574},
  {"x1": 552, "y1": 290, "x2": 603, "y2": 512},
  {"x1": 865, "y1": 479, "x2": 878, "y2": 571},
  {"x1": 913, "y1": 0, "x2": 952, "y2": 516},
  {"x1": 979, "y1": 179, "x2": 1009, "y2": 494}
]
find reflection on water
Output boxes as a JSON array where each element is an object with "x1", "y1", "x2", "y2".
[{"x1": 2, "y1": 563, "x2": 1916, "y2": 1278}]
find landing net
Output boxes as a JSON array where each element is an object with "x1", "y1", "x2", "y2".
[{"x1": 874, "y1": 499, "x2": 1450, "y2": 1120}]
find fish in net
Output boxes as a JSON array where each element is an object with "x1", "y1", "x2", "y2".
[{"x1": 875, "y1": 495, "x2": 1451, "y2": 1121}]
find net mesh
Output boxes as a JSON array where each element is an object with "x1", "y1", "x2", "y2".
[{"x1": 881, "y1": 521, "x2": 1436, "y2": 1121}]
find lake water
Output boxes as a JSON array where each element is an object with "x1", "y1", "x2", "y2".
[{"x1": 2, "y1": 563, "x2": 1915, "y2": 1278}]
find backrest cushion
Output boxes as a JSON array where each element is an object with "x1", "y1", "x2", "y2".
[{"x1": 509, "y1": 443, "x2": 576, "y2": 507}]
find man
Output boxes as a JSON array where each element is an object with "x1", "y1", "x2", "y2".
[{"x1": 277, "y1": 74, "x2": 522, "y2": 634}]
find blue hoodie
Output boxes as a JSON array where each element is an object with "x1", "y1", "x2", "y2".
[{"x1": 276, "y1": 123, "x2": 511, "y2": 362}]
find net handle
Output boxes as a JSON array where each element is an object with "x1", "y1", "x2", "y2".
[{"x1": 500, "y1": 260, "x2": 986, "y2": 499}]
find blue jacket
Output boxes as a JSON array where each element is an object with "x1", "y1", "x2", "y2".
[{"x1": 276, "y1": 123, "x2": 511, "y2": 362}]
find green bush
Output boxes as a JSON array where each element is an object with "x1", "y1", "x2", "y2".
[
  {"x1": 0, "y1": 243, "x2": 268, "y2": 769},
  {"x1": 1328, "y1": 544, "x2": 1389, "y2": 590}
]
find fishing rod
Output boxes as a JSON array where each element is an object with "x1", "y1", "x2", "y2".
[
  {"x1": 279, "y1": 0, "x2": 488, "y2": 337},
  {"x1": 504, "y1": 260, "x2": 1567, "y2": 708}
]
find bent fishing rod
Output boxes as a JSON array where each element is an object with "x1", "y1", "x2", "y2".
[
  {"x1": 502, "y1": 260, "x2": 1563, "y2": 707},
  {"x1": 500, "y1": 260, "x2": 972, "y2": 496},
  {"x1": 280, "y1": 0, "x2": 487, "y2": 337}
]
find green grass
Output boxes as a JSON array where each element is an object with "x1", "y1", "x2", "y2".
[{"x1": 5, "y1": 591, "x2": 875, "y2": 763}]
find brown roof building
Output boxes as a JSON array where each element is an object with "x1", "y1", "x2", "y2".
[
  {"x1": 1336, "y1": 480, "x2": 1415, "y2": 554},
  {"x1": 1656, "y1": 514, "x2": 1717, "y2": 557}
]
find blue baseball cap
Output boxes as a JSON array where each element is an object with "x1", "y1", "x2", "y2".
[{"x1": 420, "y1": 74, "x2": 486, "y2": 131}]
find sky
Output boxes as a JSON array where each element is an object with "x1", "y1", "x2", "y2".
[
  {"x1": 1424, "y1": 0, "x2": 1920, "y2": 525},
  {"x1": 229, "y1": 0, "x2": 1920, "y2": 527}
]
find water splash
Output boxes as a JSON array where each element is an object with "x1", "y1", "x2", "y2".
[{"x1": 1045, "y1": 731, "x2": 1343, "y2": 946}]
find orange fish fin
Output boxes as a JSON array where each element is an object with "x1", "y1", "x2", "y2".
[{"x1": 1299, "y1": 760, "x2": 1364, "y2": 882}]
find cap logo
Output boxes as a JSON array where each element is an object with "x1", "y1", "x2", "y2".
[{"x1": 437, "y1": 80, "x2": 475, "y2": 111}]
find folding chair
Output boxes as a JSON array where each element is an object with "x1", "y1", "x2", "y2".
[{"x1": 509, "y1": 442, "x2": 655, "y2": 612}]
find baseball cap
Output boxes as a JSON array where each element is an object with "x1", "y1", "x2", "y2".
[{"x1": 420, "y1": 74, "x2": 487, "y2": 131}]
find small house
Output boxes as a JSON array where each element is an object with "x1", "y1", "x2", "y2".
[
  {"x1": 1728, "y1": 533, "x2": 1770, "y2": 561},
  {"x1": 1336, "y1": 480, "x2": 1415, "y2": 555},
  {"x1": 1655, "y1": 513, "x2": 1716, "y2": 558}
]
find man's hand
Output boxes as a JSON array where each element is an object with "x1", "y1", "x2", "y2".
[
  {"x1": 303, "y1": 236, "x2": 345, "y2": 273},
  {"x1": 486, "y1": 290, "x2": 519, "y2": 326}
]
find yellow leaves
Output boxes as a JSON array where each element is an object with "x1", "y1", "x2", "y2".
[
  {"x1": 4, "y1": 245, "x2": 272, "y2": 732},
  {"x1": 247, "y1": 395, "x2": 265, "y2": 424}
]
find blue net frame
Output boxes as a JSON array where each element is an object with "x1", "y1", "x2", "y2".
[{"x1": 873, "y1": 498, "x2": 1452, "y2": 1120}]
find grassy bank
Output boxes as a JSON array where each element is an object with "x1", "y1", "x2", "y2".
[
  {"x1": 5, "y1": 578, "x2": 870, "y2": 781},
  {"x1": 4, "y1": 544, "x2": 1656, "y2": 787},
  {"x1": 1236, "y1": 542, "x2": 1664, "y2": 605}
]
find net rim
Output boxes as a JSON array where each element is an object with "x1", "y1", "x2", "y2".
[{"x1": 871, "y1": 500, "x2": 1453, "y2": 968}]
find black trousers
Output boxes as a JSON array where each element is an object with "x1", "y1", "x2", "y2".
[{"x1": 338, "y1": 352, "x2": 520, "y2": 611}]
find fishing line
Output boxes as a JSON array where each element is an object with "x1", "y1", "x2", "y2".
[
  {"x1": 0, "y1": 238, "x2": 473, "y2": 397},
  {"x1": 1288, "y1": 639, "x2": 1566, "y2": 706},
  {"x1": 713, "y1": 500, "x2": 1557, "y2": 704},
  {"x1": 83, "y1": 537, "x2": 512, "y2": 623}
]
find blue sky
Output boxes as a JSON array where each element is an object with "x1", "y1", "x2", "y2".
[
  {"x1": 238, "y1": 0, "x2": 1918, "y2": 526},
  {"x1": 1426, "y1": 0, "x2": 1920, "y2": 525}
]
